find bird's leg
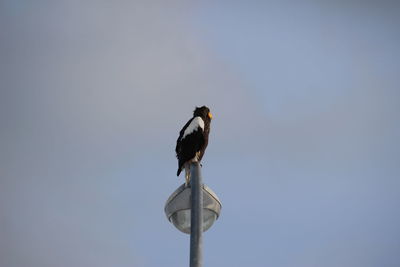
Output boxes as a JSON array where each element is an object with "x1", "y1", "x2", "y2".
[
  {"x1": 184, "y1": 164, "x2": 190, "y2": 187},
  {"x1": 195, "y1": 152, "x2": 203, "y2": 167}
]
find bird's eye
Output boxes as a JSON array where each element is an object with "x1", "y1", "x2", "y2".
[{"x1": 208, "y1": 112, "x2": 213, "y2": 119}]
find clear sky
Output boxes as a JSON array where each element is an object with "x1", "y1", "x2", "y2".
[{"x1": 1, "y1": 1, "x2": 400, "y2": 267}]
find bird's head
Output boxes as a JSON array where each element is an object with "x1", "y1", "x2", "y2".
[{"x1": 193, "y1": 106, "x2": 213, "y2": 121}]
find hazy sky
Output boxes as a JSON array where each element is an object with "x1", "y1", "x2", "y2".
[{"x1": 1, "y1": 1, "x2": 400, "y2": 267}]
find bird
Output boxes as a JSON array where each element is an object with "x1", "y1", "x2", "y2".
[{"x1": 176, "y1": 106, "x2": 212, "y2": 186}]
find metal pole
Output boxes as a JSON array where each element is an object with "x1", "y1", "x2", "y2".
[{"x1": 190, "y1": 162, "x2": 203, "y2": 267}]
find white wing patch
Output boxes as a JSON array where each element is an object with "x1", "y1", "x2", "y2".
[{"x1": 183, "y1": 117, "x2": 204, "y2": 139}]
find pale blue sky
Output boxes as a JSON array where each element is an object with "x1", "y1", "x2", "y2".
[{"x1": 1, "y1": 1, "x2": 400, "y2": 267}]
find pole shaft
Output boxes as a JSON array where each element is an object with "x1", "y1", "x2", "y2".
[{"x1": 190, "y1": 162, "x2": 203, "y2": 267}]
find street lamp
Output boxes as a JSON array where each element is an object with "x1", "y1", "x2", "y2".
[
  {"x1": 164, "y1": 162, "x2": 222, "y2": 267},
  {"x1": 165, "y1": 182, "x2": 222, "y2": 234}
]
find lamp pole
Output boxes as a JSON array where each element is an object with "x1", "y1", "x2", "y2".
[
  {"x1": 165, "y1": 162, "x2": 221, "y2": 266},
  {"x1": 190, "y1": 162, "x2": 203, "y2": 267}
]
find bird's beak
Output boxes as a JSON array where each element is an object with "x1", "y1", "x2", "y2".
[{"x1": 208, "y1": 112, "x2": 213, "y2": 119}]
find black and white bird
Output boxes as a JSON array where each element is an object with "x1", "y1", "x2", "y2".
[{"x1": 176, "y1": 106, "x2": 212, "y2": 186}]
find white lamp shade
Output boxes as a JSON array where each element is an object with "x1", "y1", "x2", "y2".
[{"x1": 165, "y1": 184, "x2": 221, "y2": 234}]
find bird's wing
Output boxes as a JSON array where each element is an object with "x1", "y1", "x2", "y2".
[
  {"x1": 177, "y1": 128, "x2": 205, "y2": 162},
  {"x1": 176, "y1": 117, "x2": 194, "y2": 156},
  {"x1": 176, "y1": 117, "x2": 205, "y2": 157}
]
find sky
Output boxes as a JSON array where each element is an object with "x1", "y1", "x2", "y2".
[{"x1": 1, "y1": 1, "x2": 400, "y2": 267}]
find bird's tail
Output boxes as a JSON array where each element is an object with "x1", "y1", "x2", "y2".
[{"x1": 177, "y1": 159, "x2": 184, "y2": 176}]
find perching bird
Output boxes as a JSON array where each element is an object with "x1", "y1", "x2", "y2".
[{"x1": 176, "y1": 106, "x2": 212, "y2": 186}]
